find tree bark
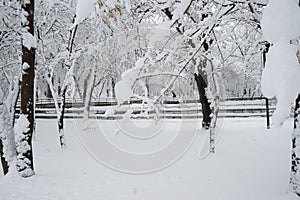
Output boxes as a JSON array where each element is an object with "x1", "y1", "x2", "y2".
[
  {"x1": 16, "y1": 0, "x2": 35, "y2": 177},
  {"x1": 0, "y1": 138, "x2": 9, "y2": 175},
  {"x1": 0, "y1": 78, "x2": 20, "y2": 175},
  {"x1": 56, "y1": 15, "x2": 78, "y2": 148},
  {"x1": 290, "y1": 96, "x2": 300, "y2": 197},
  {"x1": 194, "y1": 70, "x2": 211, "y2": 129},
  {"x1": 58, "y1": 87, "x2": 67, "y2": 148},
  {"x1": 111, "y1": 78, "x2": 116, "y2": 98},
  {"x1": 0, "y1": 104, "x2": 17, "y2": 175},
  {"x1": 83, "y1": 69, "x2": 96, "y2": 119},
  {"x1": 290, "y1": 2, "x2": 300, "y2": 192}
]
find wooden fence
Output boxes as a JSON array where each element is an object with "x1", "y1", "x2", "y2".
[{"x1": 15, "y1": 97, "x2": 275, "y2": 128}]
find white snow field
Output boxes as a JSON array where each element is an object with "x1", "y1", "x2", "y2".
[{"x1": 0, "y1": 118, "x2": 293, "y2": 200}]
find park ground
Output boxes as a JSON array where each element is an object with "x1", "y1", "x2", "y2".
[{"x1": 0, "y1": 118, "x2": 293, "y2": 200}]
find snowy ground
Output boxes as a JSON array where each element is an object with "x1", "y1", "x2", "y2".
[{"x1": 0, "y1": 118, "x2": 293, "y2": 200}]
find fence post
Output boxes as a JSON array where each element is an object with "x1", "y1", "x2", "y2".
[{"x1": 265, "y1": 97, "x2": 270, "y2": 129}]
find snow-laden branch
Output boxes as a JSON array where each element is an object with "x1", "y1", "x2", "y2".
[{"x1": 137, "y1": 72, "x2": 186, "y2": 80}]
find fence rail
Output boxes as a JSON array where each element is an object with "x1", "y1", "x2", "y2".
[
  {"x1": 17, "y1": 97, "x2": 274, "y2": 107},
  {"x1": 15, "y1": 97, "x2": 276, "y2": 127}
]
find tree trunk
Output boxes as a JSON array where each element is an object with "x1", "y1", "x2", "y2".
[
  {"x1": 45, "y1": 73, "x2": 67, "y2": 148},
  {"x1": 290, "y1": 2, "x2": 300, "y2": 192},
  {"x1": 82, "y1": 72, "x2": 90, "y2": 103},
  {"x1": 290, "y1": 95, "x2": 300, "y2": 197},
  {"x1": 83, "y1": 69, "x2": 96, "y2": 119},
  {"x1": 0, "y1": 136, "x2": 9, "y2": 175},
  {"x1": 16, "y1": 0, "x2": 35, "y2": 177},
  {"x1": 0, "y1": 104, "x2": 17, "y2": 175},
  {"x1": 194, "y1": 71, "x2": 211, "y2": 129},
  {"x1": 58, "y1": 87, "x2": 67, "y2": 148},
  {"x1": 262, "y1": 42, "x2": 270, "y2": 67},
  {"x1": 111, "y1": 78, "x2": 116, "y2": 98},
  {"x1": 98, "y1": 80, "x2": 106, "y2": 97},
  {"x1": 56, "y1": 20, "x2": 78, "y2": 147},
  {"x1": 0, "y1": 78, "x2": 20, "y2": 175}
]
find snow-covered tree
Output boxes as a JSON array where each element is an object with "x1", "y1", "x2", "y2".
[
  {"x1": 0, "y1": 0, "x2": 21, "y2": 175},
  {"x1": 0, "y1": 0, "x2": 37, "y2": 177},
  {"x1": 260, "y1": 0, "x2": 300, "y2": 198},
  {"x1": 0, "y1": 0, "x2": 277, "y2": 175},
  {"x1": 113, "y1": 0, "x2": 267, "y2": 152},
  {"x1": 15, "y1": 0, "x2": 36, "y2": 177},
  {"x1": 35, "y1": 0, "x2": 77, "y2": 148}
]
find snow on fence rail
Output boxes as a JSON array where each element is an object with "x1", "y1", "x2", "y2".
[{"x1": 15, "y1": 97, "x2": 276, "y2": 123}]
